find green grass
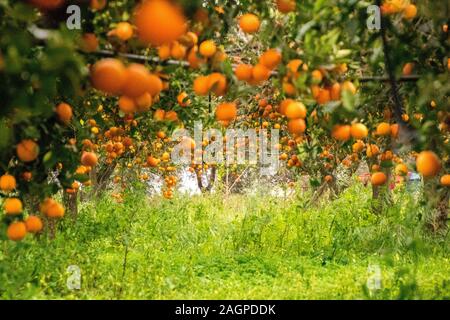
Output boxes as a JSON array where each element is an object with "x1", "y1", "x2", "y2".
[{"x1": 1, "y1": 183, "x2": 449, "y2": 299}]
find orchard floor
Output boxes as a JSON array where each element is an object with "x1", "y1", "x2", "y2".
[{"x1": 1, "y1": 183, "x2": 449, "y2": 299}]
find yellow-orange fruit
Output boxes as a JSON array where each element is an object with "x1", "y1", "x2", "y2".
[
  {"x1": 147, "y1": 156, "x2": 160, "y2": 167},
  {"x1": 56, "y1": 102, "x2": 73, "y2": 124},
  {"x1": 252, "y1": 64, "x2": 270, "y2": 82},
  {"x1": 114, "y1": 22, "x2": 133, "y2": 41},
  {"x1": 170, "y1": 41, "x2": 187, "y2": 60},
  {"x1": 440, "y1": 174, "x2": 450, "y2": 186},
  {"x1": 199, "y1": 40, "x2": 217, "y2": 58},
  {"x1": 350, "y1": 123, "x2": 368, "y2": 139},
  {"x1": 416, "y1": 151, "x2": 441, "y2": 177},
  {"x1": 311, "y1": 69, "x2": 323, "y2": 83},
  {"x1": 402, "y1": 62, "x2": 414, "y2": 76},
  {"x1": 366, "y1": 144, "x2": 380, "y2": 158},
  {"x1": 331, "y1": 125, "x2": 351, "y2": 141},
  {"x1": 207, "y1": 73, "x2": 227, "y2": 96},
  {"x1": 0, "y1": 174, "x2": 17, "y2": 192},
  {"x1": 81, "y1": 152, "x2": 98, "y2": 167},
  {"x1": 164, "y1": 110, "x2": 178, "y2": 121},
  {"x1": 147, "y1": 74, "x2": 163, "y2": 97},
  {"x1": 330, "y1": 83, "x2": 341, "y2": 101},
  {"x1": 285, "y1": 101, "x2": 307, "y2": 119},
  {"x1": 90, "y1": 0, "x2": 106, "y2": 10},
  {"x1": 235, "y1": 64, "x2": 253, "y2": 81},
  {"x1": 276, "y1": 0, "x2": 296, "y2": 13},
  {"x1": 403, "y1": 4, "x2": 417, "y2": 19},
  {"x1": 118, "y1": 95, "x2": 137, "y2": 114},
  {"x1": 371, "y1": 172, "x2": 387, "y2": 186},
  {"x1": 153, "y1": 109, "x2": 165, "y2": 121},
  {"x1": 80, "y1": 33, "x2": 99, "y2": 53},
  {"x1": 134, "y1": 0, "x2": 187, "y2": 46},
  {"x1": 316, "y1": 88, "x2": 331, "y2": 105},
  {"x1": 7, "y1": 222, "x2": 27, "y2": 241},
  {"x1": 177, "y1": 91, "x2": 191, "y2": 107},
  {"x1": 17, "y1": 139, "x2": 39, "y2": 162},
  {"x1": 279, "y1": 99, "x2": 294, "y2": 115},
  {"x1": 352, "y1": 140, "x2": 365, "y2": 153},
  {"x1": 376, "y1": 122, "x2": 391, "y2": 136},
  {"x1": 287, "y1": 119, "x2": 306, "y2": 134},
  {"x1": 25, "y1": 215, "x2": 43, "y2": 233},
  {"x1": 341, "y1": 81, "x2": 357, "y2": 95},
  {"x1": 122, "y1": 63, "x2": 150, "y2": 98},
  {"x1": 390, "y1": 123, "x2": 399, "y2": 138},
  {"x1": 4, "y1": 198, "x2": 23, "y2": 215},
  {"x1": 193, "y1": 76, "x2": 210, "y2": 96},
  {"x1": 91, "y1": 58, "x2": 126, "y2": 95},
  {"x1": 259, "y1": 49, "x2": 282, "y2": 70},
  {"x1": 187, "y1": 46, "x2": 205, "y2": 69},
  {"x1": 216, "y1": 102, "x2": 237, "y2": 121},
  {"x1": 239, "y1": 13, "x2": 260, "y2": 33},
  {"x1": 135, "y1": 92, "x2": 153, "y2": 112},
  {"x1": 158, "y1": 44, "x2": 171, "y2": 60},
  {"x1": 46, "y1": 201, "x2": 65, "y2": 218},
  {"x1": 395, "y1": 163, "x2": 408, "y2": 176}
]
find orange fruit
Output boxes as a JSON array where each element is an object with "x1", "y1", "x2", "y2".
[
  {"x1": 390, "y1": 123, "x2": 399, "y2": 138},
  {"x1": 311, "y1": 70, "x2": 323, "y2": 83},
  {"x1": 118, "y1": 95, "x2": 137, "y2": 114},
  {"x1": 371, "y1": 172, "x2": 387, "y2": 186},
  {"x1": 395, "y1": 163, "x2": 408, "y2": 176},
  {"x1": 350, "y1": 123, "x2": 368, "y2": 139},
  {"x1": 285, "y1": 101, "x2": 307, "y2": 119},
  {"x1": 4, "y1": 198, "x2": 23, "y2": 215},
  {"x1": 416, "y1": 151, "x2": 441, "y2": 177},
  {"x1": 134, "y1": 0, "x2": 187, "y2": 46},
  {"x1": 216, "y1": 102, "x2": 237, "y2": 121},
  {"x1": 352, "y1": 140, "x2": 365, "y2": 153},
  {"x1": 259, "y1": 49, "x2": 282, "y2": 70},
  {"x1": 0, "y1": 174, "x2": 17, "y2": 192},
  {"x1": 135, "y1": 92, "x2": 153, "y2": 112},
  {"x1": 316, "y1": 88, "x2": 331, "y2": 105},
  {"x1": 46, "y1": 201, "x2": 65, "y2": 218},
  {"x1": 114, "y1": 22, "x2": 133, "y2": 41},
  {"x1": 276, "y1": 0, "x2": 296, "y2": 13},
  {"x1": 330, "y1": 83, "x2": 341, "y2": 101},
  {"x1": 207, "y1": 73, "x2": 227, "y2": 96},
  {"x1": 7, "y1": 222, "x2": 27, "y2": 241},
  {"x1": 331, "y1": 125, "x2": 351, "y2": 141},
  {"x1": 122, "y1": 63, "x2": 150, "y2": 98},
  {"x1": 402, "y1": 62, "x2": 414, "y2": 76},
  {"x1": 147, "y1": 156, "x2": 160, "y2": 167},
  {"x1": 403, "y1": 4, "x2": 417, "y2": 19},
  {"x1": 279, "y1": 99, "x2": 294, "y2": 115},
  {"x1": 56, "y1": 102, "x2": 73, "y2": 124},
  {"x1": 81, "y1": 152, "x2": 98, "y2": 167},
  {"x1": 91, "y1": 58, "x2": 126, "y2": 95},
  {"x1": 158, "y1": 44, "x2": 171, "y2": 60},
  {"x1": 366, "y1": 144, "x2": 380, "y2": 158},
  {"x1": 146, "y1": 74, "x2": 163, "y2": 97},
  {"x1": 239, "y1": 13, "x2": 260, "y2": 33},
  {"x1": 164, "y1": 110, "x2": 178, "y2": 121},
  {"x1": 440, "y1": 174, "x2": 450, "y2": 186},
  {"x1": 153, "y1": 109, "x2": 166, "y2": 121},
  {"x1": 80, "y1": 33, "x2": 99, "y2": 53},
  {"x1": 90, "y1": 0, "x2": 106, "y2": 10},
  {"x1": 177, "y1": 91, "x2": 191, "y2": 107},
  {"x1": 193, "y1": 76, "x2": 210, "y2": 96},
  {"x1": 287, "y1": 59, "x2": 303, "y2": 78},
  {"x1": 341, "y1": 81, "x2": 357, "y2": 95},
  {"x1": 287, "y1": 119, "x2": 306, "y2": 134},
  {"x1": 376, "y1": 122, "x2": 391, "y2": 136},
  {"x1": 25, "y1": 215, "x2": 43, "y2": 233},
  {"x1": 235, "y1": 64, "x2": 253, "y2": 81},
  {"x1": 283, "y1": 82, "x2": 296, "y2": 96},
  {"x1": 170, "y1": 41, "x2": 187, "y2": 60},
  {"x1": 187, "y1": 46, "x2": 205, "y2": 69},
  {"x1": 199, "y1": 40, "x2": 217, "y2": 58},
  {"x1": 252, "y1": 64, "x2": 270, "y2": 82},
  {"x1": 324, "y1": 175, "x2": 333, "y2": 183},
  {"x1": 17, "y1": 139, "x2": 39, "y2": 162}
]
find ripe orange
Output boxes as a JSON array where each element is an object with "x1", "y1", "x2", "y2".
[
  {"x1": 285, "y1": 101, "x2": 307, "y2": 119},
  {"x1": 259, "y1": 49, "x2": 282, "y2": 70},
  {"x1": 158, "y1": 44, "x2": 171, "y2": 60},
  {"x1": 81, "y1": 152, "x2": 98, "y2": 167},
  {"x1": 135, "y1": 92, "x2": 153, "y2": 112},
  {"x1": 170, "y1": 41, "x2": 187, "y2": 60},
  {"x1": 316, "y1": 88, "x2": 331, "y2": 105},
  {"x1": 7, "y1": 222, "x2": 27, "y2": 241},
  {"x1": 239, "y1": 13, "x2": 260, "y2": 33},
  {"x1": 371, "y1": 172, "x2": 387, "y2": 186},
  {"x1": 311, "y1": 70, "x2": 323, "y2": 83},
  {"x1": 331, "y1": 125, "x2": 351, "y2": 141},
  {"x1": 193, "y1": 76, "x2": 210, "y2": 96},
  {"x1": 279, "y1": 99, "x2": 294, "y2": 115},
  {"x1": 147, "y1": 74, "x2": 163, "y2": 97},
  {"x1": 17, "y1": 139, "x2": 39, "y2": 162},
  {"x1": 366, "y1": 144, "x2": 380, "y2": 158},
  {"x1": 402, "y1": 62, "x2": 414, "y2": 76},
  {"x1": 4, "y1": 198, "x2": 23, "y2": 215},
  {"x1": 390, "y1": 123, "x2": 399, "y2": 138},
  {"x1": 153, "y1": 109, "x2": 166, "y2": 121},
  {"x1": 177, "y1": 91, "x2": 191, "y2": 107},
  {"x1": 118, "y1": 95, "x2": 137, "y2": 114},
  {"x1": 122, "y1": 64, "x2": 151, "y2": 98},
  {"x1": 376, "y1": 122, "x2": 391, "y2": 136},
  {"x1": 56, "y1": 102, "x2": 73, "y2": 124},
  {"x1": 395, "y1": 163, "x2": 408, "y2": 176},
  {"x1": 287, "y1": 119, "x2": 306, "y2": 134},
  {"x1": 330, "y1": 83, "x2": 341, "y2": 101},
  {"x1": 416, "y1": 151, "x2": 441, "y2": 177},
  {"x1": 235, "y1": 64, "x2": 253, "y2": 81},
  {"x1": 276, "y1": 0, "x2": 296, "y2": 13},
  {"x1": 134, "y1": 0, "x2": 187, "y2": 46},
  {"x1": 252, "y1": 64, "x2": 270, "y2": 82},
  {"x1": 199, "y1": 40, "x2": 217, "y2": 58},
  {"x1": 91, "y1": 58, "x2": 126, "y2": 95},
  {"x1": 147, "y1": 156, "x2": 160, "y2": 167},
  {"x1": 157, "y1": 131, "x2": 166, "y2": 139},
  {"x1": 80, "y1": 33, "x2": 99, "y2": 53},
  {"x1": 352, "y1": 140, "x2": 365, "y2": 153},
  {"x1": 283, "y1": 82, "x2": 296, "y2": 96},
  {"x1": 0, "y1": 174, "x2": 17, "y2": 192},
  {"x1": 207, "y1": 73, "x2": 227, "y2": 96},
  {"x1": 324, "y1": 175, "x2": 333, "y2": 183},
  {"x1": 25, "y1": 215, "x2": 43, "y2": 233},
  {"x1": 350, "y1": 123, "x2": 368, "y2": 139},
  {"x1": 440, "y1": 174, "x2": 450, "y2": 186},
  {"x1": 114, "y1": 22, "x2": 133, "y2": 41},
  {"x1": 46, "y1": 201, "x2": 65, "y2": 218},
  {"x1": 216, "y1": 102, "x2": 237, "y2": 121},
  {"x1": 164, "y1": 110, "x2": 178, "y2": 121},
  {"x1": 403, "y1": 4, "x2": 417, "y2": 19},
  {"x1": 90, "y1": 0, "x2": 106, "y2": 10},
  {"x1": 287, "y1": 59, "x2": 302, "y2": 78}
]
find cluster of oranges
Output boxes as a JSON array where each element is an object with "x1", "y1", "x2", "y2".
[
  {"x1": 163, "y1": 175, "x2": 177, "y2": 199},
  {"x1": 381, "y1": 0, "x2": 418, "y2": 19},
  {"x1": 234, "y1": 48, "x2": 281, "y2": 85}
]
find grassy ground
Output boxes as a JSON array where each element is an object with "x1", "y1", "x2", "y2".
[{"x1": 1, "y1": 183, "x2": 449, "y2": 299}]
